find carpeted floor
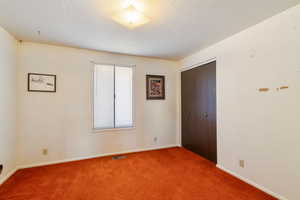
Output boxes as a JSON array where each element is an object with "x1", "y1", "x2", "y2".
[{"x1": 0, "y1": 147, "x2": 276, "y2": 200}]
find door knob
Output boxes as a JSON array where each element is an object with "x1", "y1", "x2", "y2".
[
  {"x1": 201, "y1": 112, "x2": 208, "y2": 120},
  {"x1": 204, "y1": 112, "x2": 208, "y2": 118}
]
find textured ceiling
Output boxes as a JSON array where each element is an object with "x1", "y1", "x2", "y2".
[{"x1": 0, "y1": 0, "x2": 299, "y2": 60}]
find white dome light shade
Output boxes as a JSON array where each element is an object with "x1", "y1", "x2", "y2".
[{"x1": 113, "y1": 5, "x2": 150, "y2": 29}]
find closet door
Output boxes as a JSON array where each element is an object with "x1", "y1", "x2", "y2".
[{"x1": 181, "y1": 61, "x2": 217, "y2": 163}]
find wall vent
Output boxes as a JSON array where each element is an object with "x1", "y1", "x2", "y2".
[{"x1": 112, "y1": 155, "x2": 127, "y2": 160}]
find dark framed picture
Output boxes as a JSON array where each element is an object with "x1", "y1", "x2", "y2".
[
  {"x1": 146, "y1": 75, "x2": 165, "y2": 100},
  {"x1": 28, "y1": 73, "x2": 56, "y2": 92}
]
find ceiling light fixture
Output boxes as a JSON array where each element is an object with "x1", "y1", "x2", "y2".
[{"x1": 113, "y1": 1, "x2": 150, "y2": 29}]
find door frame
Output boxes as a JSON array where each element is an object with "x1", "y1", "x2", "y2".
[
  {"x1": 180, "y1": 57, "x2": 217, "y2": 72},
  {"x1": 179, "y1": 57, "x2": 218, "y2": 164}
]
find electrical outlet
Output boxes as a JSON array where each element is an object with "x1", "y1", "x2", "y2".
[
  {"x1": 239, "y1": 160, "x2": 245, "y2": 168},
  {"x1": 153, "y1": 137, "x2": 158, "y2": 143},
  {"x1": 42, "y1": 149, "x2": 48, "y2": 156},
  {"x1": 0, "y1": 164, "x2": 3, "y2": 175}
]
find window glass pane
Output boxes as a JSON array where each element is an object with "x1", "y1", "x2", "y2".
[
  {"x1": 93, "y1": 64, "x2": 114, "y2": 129},
  {"x1": 115, "y1": 66, "x2": 133, "y2": 128}
]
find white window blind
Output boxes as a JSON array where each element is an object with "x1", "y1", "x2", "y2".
[{"x1": 93, "y1": 64, "x2": 133, "y2": 130}]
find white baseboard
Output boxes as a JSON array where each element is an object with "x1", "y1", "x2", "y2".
[
  {"x1": 19, "y1": 144, "x2": 179, "y2": 169},
  {"x1": 5, "y1": 147, "x2": 286, "y2": 200},
  {"x1": 216, "y1": 165, "x2": 288, "y2": 200},
  {"x1": 1, "y1": 145, "x2": 178, "y2": 185},
  {"x1": 0, "y1": 168, "x2": 18, "y2": 185}
]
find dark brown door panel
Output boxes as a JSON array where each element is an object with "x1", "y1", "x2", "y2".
[{"x1": 181, "y1": 61, "x2": 217, "y2": 163}]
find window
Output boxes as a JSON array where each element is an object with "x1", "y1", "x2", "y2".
[{"x1": 93, "y1": 64, "x2": 133, "y2": 130}]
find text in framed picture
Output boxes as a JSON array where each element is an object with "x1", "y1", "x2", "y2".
[
  {"x1": 28, "y1": 73, "x2": 56, "y2": 92},
  {"x1": 146, "y1": 75, "x2": 165, "y2": 100}
]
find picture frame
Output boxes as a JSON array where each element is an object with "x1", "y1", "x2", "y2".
[
  {"x1": 146, "y1": 75, "x2": 165, "y2": 100},
  {"x1": 28, "y1": 73, "x2": 56, "y2": 92}
]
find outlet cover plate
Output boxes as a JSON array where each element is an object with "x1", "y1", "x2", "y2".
[{"x1": 239, "y1": 160, "x2": 245, "y2": 168}]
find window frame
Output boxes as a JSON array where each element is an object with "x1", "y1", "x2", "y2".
[{"x1": 92, "y1": 63, "x2": 135, "y2": 133}]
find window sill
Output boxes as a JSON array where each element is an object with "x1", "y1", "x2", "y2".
[{"x1": 92, "y1": 127, "x2": 135, "y2": 134}]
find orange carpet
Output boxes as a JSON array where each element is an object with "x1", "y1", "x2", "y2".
[{"x1": 0, "y1": 147, "x2": 276, "y2": 200}]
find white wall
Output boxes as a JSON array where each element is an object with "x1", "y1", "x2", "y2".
[
  {"x1": 181, "y1": 4, "x2": 300, "y2": 200},
  {"x1": 17, "y1": 42, "x2": 180, "y2": 167},
  {"x1": 0, "y1": 27, "x2": 18, "y2": 184}
]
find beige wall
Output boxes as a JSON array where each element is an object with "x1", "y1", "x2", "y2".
[
  {"x1": 181, "y1": 4, "x2": 300, "y2": 200},
  {"x1": 1, "y1": 3, "x2": 299, "y2": 199},
  {"x1": 17, "y1": 42, "x2": 180, "y2": 167},
  {"x1": 0, "y1": 27, "x2": 18, "y2": 184}
]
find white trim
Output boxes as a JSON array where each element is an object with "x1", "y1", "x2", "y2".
[
  {"x1": 176, "y1": 70, "x2": 182, "y2": 147},
  {"x1": 216, "y1": 165, "x2": 288, "y2": 200},
  {"x1": 1, "y1": 145, "x2": 178, "y2": 184},
  {"x1": 180, "y1": 57, "x2": 217, "y2": 72},
  {"x1": 92, "y1": 127, "x2": 136, "y2": 133},
  {"x1": 19, "y1": 144, "x2": 179, "y2": 169},
  {"x1": 0, "y1": 168, "x2": 18, "y2": 185},
  {"x1": 91, "y1": 63, "x2": 136, "y2": 133},
  {"x1": 0, "y1": 150, "x2": 287, "y2": 200}
]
